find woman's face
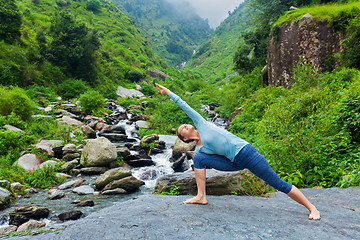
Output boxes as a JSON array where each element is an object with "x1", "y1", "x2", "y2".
[{"x1": 178, "y1": 124, "x2": 194, "y2": 140}]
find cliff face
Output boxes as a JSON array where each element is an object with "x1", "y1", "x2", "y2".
[{"x1": 267, "y1": 14, "x2": 344, "y2": 88}]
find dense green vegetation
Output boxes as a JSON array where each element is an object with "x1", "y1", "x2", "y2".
[{"x1": 113, "y1": 0, "x2": 212, "y2": 66}]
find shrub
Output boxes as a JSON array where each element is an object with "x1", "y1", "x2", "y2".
[
  {"x1": 57, "y1": 79, "x2": 90, "y2": 100},
  {"x1": 0, "y1": 86, "x2": 34, "y2": 122},
  {"x1": 126, "y1": 70, "x2": 143, "y2": 82},
  {"x1": 79, "y1": 90, "x2": 104, "y2": 115}
]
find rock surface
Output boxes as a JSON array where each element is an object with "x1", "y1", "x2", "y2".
[
  {"x1": 9, "y1": 204, "x2": 50, "y2": 226},
  {"x1": 116, "y1": 86, "x2": 144, "y2": 98},
  {"x1": 80, "y1": 137, "x2": 117, "y2": 167},
  {"x1": 17, "y1": 220, "x2": 46, "y2": 232},
  {"x1": 95, "y1": 167, "x2": 132, "y2": 190},
  {"x1": 6, "y1": 187, "x2": 360, "y2": 240},
  {"x1": 13, "y1": 154, "x2": 41, "y2": 172},
  {"x1": 0, "y1": 187, "x2": 11, "y2": 209}
]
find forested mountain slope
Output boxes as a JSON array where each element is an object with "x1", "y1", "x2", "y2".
[{"x1": 113, "y1": 0, "x2": 213, "y2": 67}]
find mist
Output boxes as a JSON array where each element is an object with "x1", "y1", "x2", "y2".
[{"x1": 167, "y1": 0, "x2": 244, "y2": 28}]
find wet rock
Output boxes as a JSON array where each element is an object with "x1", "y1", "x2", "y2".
[
  {"x1": 48, "y1": 190, "x2": 65, "y2": 200},
  {"x1": 79, "y1": 167, "x2": 108, "y2": 175},
  {"x1": 9, "y1": 204, "x2": 50, "y2": 226},
  {"x1": 153, "y1": 169, "x2": 272, "y2": 196},
  {"x1": 81, "y1": 125, "x2": 96, "y2": 138},
  {"x1": 80, "y1": 137, "x2": 117, "y2": 167},
  {"x1": 61, "y1": 159, "x2": 79, "y2": 172},
  {"x1": 58, "y1": 210, "x2": 83, "y2": 221},
  {"x1": 0, "y1": 187, "x2": 11, "y2": 209},
  {"x1": 99, "y1": 133, "x2": 127, "y2": 142},
  {"x1": 140, "y1": 134, "x2": 159, "y2": 145},
  {"x1": 101, "y1": 188, "x2": 127, "y2": 195},
  {"x1": 72, "y1": 200, "x2": 94, "y2": 207},
  {"x1": 139, "y1": 169, "x2": 160, "y2": 181},
  {"x1": 172, "y1": 155, "x2": 187, "y2": 172},
  {"x1": 3, "y1": 125, "x2": 25, "y2": 133},
  {"x1": 25, "y1": 188, "x2": 37, "y2": 194},
  {"x1": 58, "y1": 179, "x2": 84, "y2": 190},
  {"x1": 100, "y1": 125, "x2": 126, "y2": 134},
  {"x1": 172, "y1": 138, "x2": 196, "y2": 160},
  {"x1": 73, "y1": 185, "x2": 94, "y2": 195},
  {"x1": 10, "y1": 182, "x2": 22, "y2": 192},
  {"x1": 13, "y1": 154, "x2": 41, "y2": 172},
  {"x1": 95, "y1": 167, "x2": 132, "y2": 190},
  {"x1": 0, "y1": 225, "x2": 17, "y2": 236},
  {"x1": 17, "y1": 220, "x2": 46, "y2": 232},
  {"x1": 125, "y1": 159, "x2": 155, "y2": 168},
  {"x1": 103, "y1": 176, "x2": 144, "y2": 193}
]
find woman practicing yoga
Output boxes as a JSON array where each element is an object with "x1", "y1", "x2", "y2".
[{"x1": 155, "y1": 83, "x2": 320, "y2": 220}]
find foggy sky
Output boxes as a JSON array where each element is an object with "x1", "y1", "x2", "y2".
[{"x1": 167, "y1": 0, "x2": 244, "y2": 28}]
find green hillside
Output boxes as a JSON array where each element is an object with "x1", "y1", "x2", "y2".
[
  {"x1": 185, "y1": 2, "x2": 253, "y2": 83},
  {"x1": 112, "y1": 0, "x2": 213, "y2": 67}
]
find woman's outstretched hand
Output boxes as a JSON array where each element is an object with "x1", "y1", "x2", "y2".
[{"x1": 155, "y1": 83, "x2": 171, "y2": 95}]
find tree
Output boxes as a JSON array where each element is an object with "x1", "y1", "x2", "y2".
[
  {"x1": 0, "y1": 0, "x2": 21, "y2": 43},
  {"x1": 46, "y1": 12, "x2": 100, "y2": 85},
  {"x1": 87, "y1": 0, "x2": 102, "y2": 13}
]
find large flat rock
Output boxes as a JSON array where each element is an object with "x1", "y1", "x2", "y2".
[{"x1": 5, "y1": 187, "x2": 360, "y2": 240}]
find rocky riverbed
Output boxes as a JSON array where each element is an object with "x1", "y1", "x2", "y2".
[{"x1": 2, "y1": 187, "x2": 360, "y2": 240}]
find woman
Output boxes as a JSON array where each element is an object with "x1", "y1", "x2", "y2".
[{"x1": 155, "y1": 83, "x2": 320, "y2": 220}]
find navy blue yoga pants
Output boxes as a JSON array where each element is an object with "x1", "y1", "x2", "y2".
[{"x1": 192, "y1": 144, "x2": 292, "y2": 194}]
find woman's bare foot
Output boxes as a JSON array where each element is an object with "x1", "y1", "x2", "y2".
[
  {"x1": 308, "y1": 208, "x2": 321, "y2": 220},
  {"x1": 183, "y1": 195, "x2": 208, "y2": 205}
]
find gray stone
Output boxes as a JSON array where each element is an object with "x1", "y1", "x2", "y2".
[
  {"x1": 79, "y1": 167, "x2": 108, "y2": 175},
  {"x1": 58, "y1": 179, "x2": 84, "y2": 190},
  {"x1": 17, "y1": 220, "x2": 46, "y2": 232},
  {"x1": 116, "y1": 86, "x2": 144, "y2": 98},
  {"x1": 103, "y1": 176, "x2": 144, "y2": 193},
  {"x1": 62, "y1": 144, "x2": 77, "y2": 155},
  {"x1": 101, "y1": 188, "x2": 127, "y2": 195},
  {"x1": 172, "y1": 137, "x2": 196, "y2": 160},
  {"x1": 35, "y1": 140, "x2": 63, "y2": 158},
  {"x1": 13, "y1": 154, "x2": 41, "y2": 172},
  {"x1": 125, "y1": 159, "x2": 155, "y2": 168},
  {"x1": 56, "y1": 173, "x2": 72, "y2": 179},
  {"x1": 146, "y1": 68, "x2": 171, "y2": 81},
  {"x1": 153, "y1": 169, "x2": 272, "y2": 196},
  {"x1": 73, "y1": 200, "x2": 94, "y2": 207},
  {"x1": 99, "y1": 125, "x2": 126, "y2": 134},
  {"x1": 63, "y1": 153, "x2": 80, "y2": 161},
  {"x1": 135, "y1": 120, "x2": 149, "y2": 129},
  {"x1": 48, "y1": 190, "x2": 65, "y2": 200},
  {"x1": 81, "y1": 125, "x2": 96, "y2": 136},
  {"x1": 95, "y1": 167, "x2": 132, "y2": 190},
  {"x1": 59, "y1": 116, "x2": 83, "y2": 126},
  {"x1": 0, "y1": 187, "x2": 11, "y2": 209},
  {"x1": 10, "y1": 182, "x2": 22, "y2": 192},
  {"x1": 61, "y1": 159, "x2": 79, "y2": 172},
  {"x1": 80, "y1": 137, "x2": 117, "y2": 167},
  {"x1": 140, "y1": 134, "x2": 159, "y2": 145},
  {"x1": 3, "y1": 125, "x2": 25, "y2": 132},
  {"x1": 39, "y1": 160, "x2": 58, "y2": 169},
  {"x1": 9, "y1": 204, "x2": 50, "y2": 226},
  {"x1": 98, "y1": 133, "x2": 127, "y2": 142},
  {"x1": 73, "y1": 185, "x2": 94, "y2": 195},
  {"x1": 116, "y1": 147, "x2": 130, "y2": 158},
  {"x1": 0, "y1": 225, "x2": 17, "y2": 236}
]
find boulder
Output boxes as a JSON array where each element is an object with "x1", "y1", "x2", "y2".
[
  {"x1": 10, "y1": 182, "x2": 22, "y2": 192},
  {"x1": 13, "y1": 154, "x2": 41, "y2": 172},
  {"x1": 172, "y1": 138, "x2": 196, "y2": 160},
  {"x1": 103, "y1": 176, "x2": 144, "y2": 193},
  {"x1": 146, "y1": 68, "x2": 171, "y2": 81},
  {"x1": 73, "y1": 185, "x2": 94, "y2": 195},
  {"x1": 58, "y1": 179, "x2": 84, "y2": 190},
  {"x1": 9, "y1": 204, "x2": 50, "y2": 226},
  {"x1": 58, "y1": 210, "x2": 83, "y2": 221},
  {"x1": 81, "y1": 125, "x2": 96, "y2": 137},
  {"x1": 171, "y1": 155, "x2": 187, "y2": 172},
  {"x1": 116, "y1": 147, "x2": 130, "y2": 158},
  {"x1": 0, "y1": 225, "x2": 17, "y2": 236},
  {"x1": 17, "y1": 220, "x2": 46, "y2": 232},
  {"x1": 124, "y1": 159, "x2": 155, "y2": 168},
  {"x1": 59, "y1": 116, "x2": 83, "y2": 126},
  {"x1": 3, "y1": 125, "x2": 25, "y2": 133},
  {"x1": 140, "y1": 134, "x2": 159, "y2": 145},
  {"x1": 95, "y1": 167, "x2": 132, "y2": 190},
  {"x1": 39, "y1": 160, "x2": 58, "y2": 169},
  {"x1": 0, "y1": 187, "x2": 11, "y2": 209},
  {"x1": 63, "y1": 153, "x2": 81, "y2": 161},
  {"x1": 35, "y1": 140, "x2": 63, "y2": 158},
  {"x1": 116, "y1": 86, "x2": 145, "y2": 98},
  {"x1": 153, "y1": 169, "x2": 273, "y2": 196},
  {"x1": 80, "y1": 137, "x2": 117, "y2": 167},
  {"x1": 72, "y1": 200, "x2": 94, "y2": 207},
  {"x1": 79, "y1": 167, "x2": 108, "y2": 175},
  {"x1": 61, "y1": 159, "x2": 79, "y2": 172},
  {"x1": 62, "y1": 144, "x2": 77, "y2": 155},
  {"x1": 99, "y1": 125, "x2": 126, "y2": 134},
  {"x1": 135, "y1": 120, "x2": 149, "y2": 129},
  {"x1": 99, "y1": 133, "x2": 127, "y2": 142}
]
